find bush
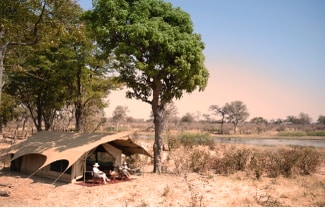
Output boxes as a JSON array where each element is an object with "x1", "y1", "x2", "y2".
[
  {"x1": 265, "y1": 151, "x2": 282, "y2": 178},
  {"x1": 214, "y1": 148, "x2": 251, "y2": 175},
  {"x1": 249, "y1": 151, "x2": 267, "y2": 179},
  {"x1": 177, "y1": 133, "x2": 214, "y2": 148},
  {"x1": 296, "y1": 147, "x2": 321, "y2": 174},
  {"x1": 189, "y1": 148, "x2": 211, "y2": 174},
  {"x1": 249, "y1": 147, "x2": 322, "y2": 178},
  {"x1": 278, "y1": 149, "x2": 301, "y2": 177},
  {"x1": 167, "y1": 135, "x2": 181, "y2": 150}
]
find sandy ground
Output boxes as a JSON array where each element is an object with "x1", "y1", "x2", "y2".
[
  {"x1": 1, "y1": 163, "x2": 325, "y2": 207},
  {"x1": 1, "y1": 139, "x2": 325, "y2": 207}
]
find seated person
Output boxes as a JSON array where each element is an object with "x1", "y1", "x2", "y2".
[
  {"x1": 93, "y1": 162, "x2": 110, "y2": 184},
  {"x1": 119, "y1": 161, "x2": 131, "y2": 179},
  {"x1": 108, "y1": 166, "x2": 119, "y2": 181}
]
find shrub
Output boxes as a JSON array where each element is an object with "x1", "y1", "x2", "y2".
[
  {"x1": 167, "y1": 135, "x2": 181, "y2": 150},
  {"x1": 261, "y1": 147, "x2": 321, "y2": 178},
  {"x1": 171, "y1": 147, "x2": 190, "y2": 175},
  {"x1": 177, "y1": 133, "x2": 214, "y2": 148},
  {"x1": 265, "y1": 151, "x2": 282, "y2": 178},
  {"x1": 189, "y1": 148, "x2": 211, "y2": 174},
  {"x1": 214, "y1": 148, "x2": 251, "y2": 175},
  {"x1": 249, "y1": 151, "x2": 267, "y2": 179},
  {"x1": 296, "y1": 147, "x2": 321, "y2": 174},
  {"x1": 233, "y1": 149, "x2": 251, "y2": 171}
]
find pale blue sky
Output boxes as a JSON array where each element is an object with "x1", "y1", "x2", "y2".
[{"x1": 78, "y1": 0, "x2": 325, "y2": 122}]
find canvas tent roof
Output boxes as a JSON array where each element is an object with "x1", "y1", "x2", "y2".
[{"x1": 2, "y1": 131, "x2": 151, "y2": 175}]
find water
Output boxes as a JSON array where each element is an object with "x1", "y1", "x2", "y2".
[
  {"x1": 137, "y1": 134, "x2": 325, "y2": 148},
  {"x1": 214, "y1": 137, "x2": 325, "y2": 148}
]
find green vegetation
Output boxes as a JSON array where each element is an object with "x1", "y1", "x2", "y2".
[
  {"x1": 167, "y1": 132, "x2": 215, "y2": 150},
  {"x1": 177, "y1": 133, "x2": 214, "y2": 147},
  {"x1": 278, "y1": 131, "x2": 325, "y2": 137}
]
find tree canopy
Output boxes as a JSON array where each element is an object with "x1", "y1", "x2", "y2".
[
  {"x1": 1, "y1": 0, "x2": 118, "y2": 132},
  {"x1": 83, "y1": 0, "x2": 209, "y2": 173}
]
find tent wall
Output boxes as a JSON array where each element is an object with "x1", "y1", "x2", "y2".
[
  {"x1": 102, "y1": 143, "x2": 122, "y2": 166},
  {"x1": 71, "y1": 158, "x2": 85, "y2": 182},
  {"x1": 36, "y1": 164, "x2": 71, "y2": 182},
  {"x1": 19, "y1": 154, "x2": 46, "y2": 174}
]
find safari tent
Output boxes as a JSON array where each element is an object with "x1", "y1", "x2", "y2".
[{"x1": 1, "y1": 131, "x2": 150, "y2": 183}]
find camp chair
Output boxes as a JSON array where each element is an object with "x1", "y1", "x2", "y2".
[{"x1": 93, "y1": 170, "x2": 110, "y2": 184}]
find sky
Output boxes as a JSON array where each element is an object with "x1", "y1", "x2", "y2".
[{"x1": 77, "y1": 0, "x2": 325, "y2": 122}]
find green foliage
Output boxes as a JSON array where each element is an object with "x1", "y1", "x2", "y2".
[
  {"x1": 278, "y1": 131, "x2": 325, "y2": 137},
  {"x1": 277, "y1": 131, "x2": 306, "y2": 136},
  {"x1": 306, "y1": 131, "x2": 325, "y2": 136},
  {"x1": 83, "y1": 0, "x2": 209, "y2": 113},
  {"x1": 317, "y1": 115, "x2": 325, "y2": 125},
  {"x1": 2, "y1": 0, "x2": 118, "y2": 131},
  {"x1": 0, "y1": 93, "x2": 17, "y2": 126},
  {"x1": 84, "y1": 0, "x2": 209, "y2": 172},
  {"x1": 177, "y1": 132, "x2": 214, "y2": 147}
]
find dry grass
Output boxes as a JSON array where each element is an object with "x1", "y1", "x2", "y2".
[{"x1": 1, "y1": 136, "x2": 325, "y2": 207}]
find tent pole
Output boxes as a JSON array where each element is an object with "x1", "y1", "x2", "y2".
[{"x1": 83, "y1": 151, "x2": 89, "y2": 184}]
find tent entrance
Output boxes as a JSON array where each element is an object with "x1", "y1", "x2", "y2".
[{"x1": 85, "y1": 144, "x2": 120, "y2": 173}]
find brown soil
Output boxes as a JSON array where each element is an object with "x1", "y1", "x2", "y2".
[{"x1": 1, "y1": 141, "x2": 325, "y2": 207}]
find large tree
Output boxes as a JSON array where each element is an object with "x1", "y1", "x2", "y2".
[
  {"x1": 223, "y1": 100, "x2": 249, "y2": 134},
  {"x1": 4, "y1": 0, "x2": 117, "y2": 132},
  {"x1": 0, "y1": 0, "x2": 46, "y2": 132},
  {"x1": 84, "y1": 0, "x2": 209, "y2": 173}
]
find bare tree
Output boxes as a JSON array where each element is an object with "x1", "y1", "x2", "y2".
[{"x1": 209, "y1": 105, "x2": 226, "y2": 134}]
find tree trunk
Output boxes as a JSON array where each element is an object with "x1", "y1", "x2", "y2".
[
  {"x1": 233, "y1": 122, "x2": 238, "y2": 134},
  {"x1": 0, "y1": 43, "x2": 9, "y2": 112},
  {"x1": 75, "y1": 100, "x2": 83, "y2": 132},
  {"x1": 36, "y1": 108, "x2": 42, "y2": 132},
  {"x1": 75, "y1": 67, "x2": 83, "y2": 132},
  {"x1": 152, "y1": 83, "x2": 165, "y2": 174},
  {"x1": 152, "y1": 105, "x2": 164, "y2": 174},
  {"x1": 0, "y1": 114, "x2": 3, "y2": 133}
]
